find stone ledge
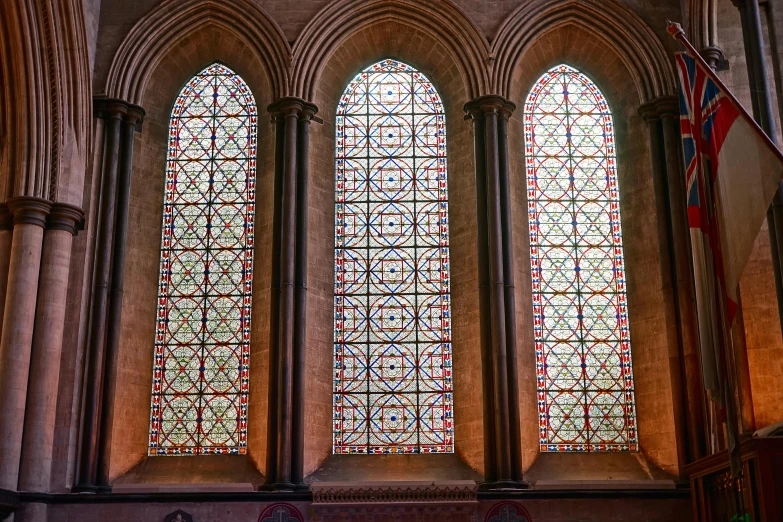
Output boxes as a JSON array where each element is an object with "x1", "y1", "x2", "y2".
[
  {"x1": 311, "y1": 480, "x2": 478, "y2": 504},
  {"x1": 112, "y1": 483, "x2": 255, "y2": 494},
  {"x1": 533, "y1": 479, "x2": 677, "y2": 490}
]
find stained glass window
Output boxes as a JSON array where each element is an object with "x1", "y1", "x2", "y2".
[
  {"x1": 333, "y1": 59, "x2": 453, "y2": 454},
  {"x1": 148, "y1": 63, "x2": 257, "y2": 455},
  {"x1": 524, "y1": 64, "x2": 637, "y2": 452}
]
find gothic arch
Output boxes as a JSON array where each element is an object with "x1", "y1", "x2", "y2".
[
  {"x1": 103, "y1": 0, "x2": 290, "y2": 104},
  {"x1": 492, "y1": 8, "x2": 683, "y2": 474},
  {"x1": 293, "y1": 3, "x2": 489, "y2": 476},
  {"x1": 291, "y1": 0, "x2": 490, "y2": 100},
  {"x1": 491, "y1": 0, "x2": 676, "y2": 103},
  {"x1": 0, "y1": 0, "x2": 91, "y2": 203}
]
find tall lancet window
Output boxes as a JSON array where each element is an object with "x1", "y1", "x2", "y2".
[
  {"x1": 524, "y1": 64, "x2": 637, "y2": 452},
  {"x1": 333, "y1": 59, "x2": 453, "y2": 454},
  {"x1": 149, "y1": 63, "x2": 257, "y2": 455}
]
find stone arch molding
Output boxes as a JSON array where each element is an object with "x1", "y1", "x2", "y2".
[
  {"x1": 491, "y1": 0, "x2": 676, "y2": 103},
  {"x1": 104, "y1": 0, "x2": 291, "y2": 104},
  {"x1": 291, "y1": 0, "x2": 491, "y2": 100}
]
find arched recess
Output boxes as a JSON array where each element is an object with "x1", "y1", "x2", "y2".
[
  {"x1": 103, "y1": 0, "x2": 290, "y2": 103},
  {"x1": 100, "y1": 2, "x2": 285, "y2": 482},
  {"x1": 295, "y1": 6, "x2": 487, "y2": 478},
  {"x1": 490, "y1": 0, "x2": 676, "y2": 102},
  {"x1": 687, "y1": 0, "x2": 719, "y2": 52},
  {"x1": 291, "y1": 0, "x2": 490, "y2": 101},
  {"x1": 0, "y1": 0, "x2": 91, "y2": 203},
  {"x1": 493, "y1": 3, "x2": 682, "y2": 477}
]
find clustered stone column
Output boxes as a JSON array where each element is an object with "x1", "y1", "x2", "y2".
[
  {"x1": 76, "y1": 98, "x2": 144, "y2": 491},
  {"x1": 264, "y1": 97, "x2": 318, "y2": 491},
  {"x1": 17, "y1": 204, "x2": 85, "y2": 521},
  {"x1": 464, "y1": 95, "x2": 525, "y2": 489},
  {"x1": 733, "y1": 0, "x2": 783, "y2": 338},
  {"x1": 0, "y1": 197, "x2": 52, "y2": 491},
  {"x1": 639, "y1": 97, "x2": 707, "y2": 470}
]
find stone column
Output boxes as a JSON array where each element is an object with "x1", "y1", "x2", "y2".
[
  {"x1": 734, "y1": 0, "x2": 783, "y2": 340},
  {"x1": 264, "y1": 97, "x2": 318, "y2": 491},
  {"x1": 291, "y1": 103, "x2": 317, "y2": 487},
  {"x1": 76, "y1": 98, "x2": 143, "y2": 491},
  {"x1": 464, "y1": 96, "x2": 525, "y2": 489},
  {"x1": 17, "y1": 204, "x2": 85, "y2": 492},
  {"x1": 14, "y1": 204, "x2": 84, "y2": 522},
  {"x1": 0, "y1": 204, "x2": 12, "y2": 343},
  {"x1": 0, "y1": 197, "x2": 52, "y2": 490},
  {"x1": 639, "y1": 97, "x2": 708, "y2": 470},
  {"x1": 97, "y1": 104, "x2": 144, "y2": 489}
]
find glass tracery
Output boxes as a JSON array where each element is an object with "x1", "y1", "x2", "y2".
[
  {"x1": 149, "y1": 63, "x2": 257, "y2": 455},
  {"x1": 333, "y1": 59, "x2": 453, "y2": 454},
  {"x1": 524, "y1": 64, "x2": 637, "y2": 452}
]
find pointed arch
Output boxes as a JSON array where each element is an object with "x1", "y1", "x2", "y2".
[
  {"x1": 148, "y1": 63, "x2": 258, "y2": 455},
  {"x1": 104, "y1": 0, "x2": 290, "y2": 104},
  {"x1": 332, "y1": 59, "x2": 454, "y2": 454},
  {"x1": 524, "y1": 64, "x2": 637, "y2": 452},
  {"x1": 492, "y1": 0, "x2": 675, "y2": 102},
  {"x1": 292, "y1": 0, "x2": 489, "y2": 100}
]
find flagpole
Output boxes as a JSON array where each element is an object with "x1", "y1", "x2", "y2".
[{"x1": 667, "y1": 22, "x2": 783, "y2": 164}]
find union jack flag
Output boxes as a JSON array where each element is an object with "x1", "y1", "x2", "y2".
[
  {"x1": 676, "y1": 49, "x2": 783, "y2": 399},
  {"x1": 672, "y1": 21, "x2": 783, "y2": 476}
]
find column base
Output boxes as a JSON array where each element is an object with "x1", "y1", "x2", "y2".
[
  {"x1": 0, "y1": 488, "x2": 19, "y2": 519},
  {"x1": 478, "y1": 479, "x2": 530, "y2": 491},
  {"x1": 261, "y1": 481, "x2": 298, "y2": 492}
]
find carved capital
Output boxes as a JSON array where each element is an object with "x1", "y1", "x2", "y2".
[
  {"x1": 638, "y1": 95, "x2": 679, "y2": 122},
  {"x1": 700, "y1": 46, "x2": 728, "y2": 71},
  {"x1": 463, "y1": 95, "x2": 516, "y2": 121},
  {"x1": 94, "y1": 97, "x2": 146, "y2": 129},
  {"x1": 268, "y1": 97, "x2": 319, "y2": 121},
  {"x1": 48, "y1": 203, "x2": 86, "y2": 235},
  {"x1": 0, "y1": 203, "x2": 11, "y2": 231},
  {"x1": 7, "y1": 196, "x2": 52, "y2": 228}
]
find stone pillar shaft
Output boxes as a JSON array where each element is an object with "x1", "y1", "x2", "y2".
[
  {"x1": 97, "y1": 106, "x2": 143, "y2": 489},
  {"x1": 0, "y1": 205, "x2": 12, "y2": 345},
  {"x1": 76, "y1": 98, "x2": 144, "y2": 491},
  {"x1": 464, "y1": 96, "x2": 525, "y2": 489},
  {"x1": 265, "y1": 97, "x2": 318, "y2": 490},
  {"x1": 0, "y1": 197, "x2": 51, "y2": 490},
  {"x1": 640, "y1": 97, "x2": 708, "y2": 470},
  {"x1": 18, "y1": 204, "x2": 85, "y2": 492}
]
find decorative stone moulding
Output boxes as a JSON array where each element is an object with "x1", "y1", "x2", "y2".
[
  {"x1": 311, "y1": 481, "x2": 479, "y2": 504},
  {"x1": 484, "y1": 501, "x2": 532, "y2": 522},
  {"x1": 258, "y1": 503, "x2": 304, "y2": 522},
  {"x1": 7, "y1": 197, "x2": 53, "y2": 228},
  {"x1": 163, "y1": 509, "x2": 193, "y2": 522},
  {"x1": 48, "y1": 203, "x2": 86, "y2": 235},
  {"x1": 0, "y1": 488, "x2": 19, "y2": 520}
]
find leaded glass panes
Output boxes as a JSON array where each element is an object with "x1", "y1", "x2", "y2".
[
  {"x1": 148, "y1": 63, "x2": 257, "y2": 455},
  {"x1": 524, "y1": 64, "x2": 637, "y2": 452},
  {"x1": 333, "y1": 59, "x2": 453, "y2": 454}
]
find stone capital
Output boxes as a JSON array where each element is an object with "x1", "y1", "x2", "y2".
[
  {"x1": 638, "y1": 95, "x2": 679, "y2": 122},
  {"x1": 268, "y1": 97, "x2": 319, "y2": 121},
  {"x1": 7, "y1": 196, "x2": 52, "y2": 228},
  {"x1": 463, "y1": 95, "x2": 516, "y2": 120},
  {"x1": 94, "y1": 97, "x2": 146, "y2": 129},
  {"x1": 0, "y1": 203, "x2": 11, "y2": 231},
  {"x1": 48, "y1": 203, "x2": 86, "y2": 235}
]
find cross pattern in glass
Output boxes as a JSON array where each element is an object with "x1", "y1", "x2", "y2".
[
  {"x1": 149, "y1": 63, "x2": 257, "y2": 455},
  {"x1": 524, "y1": 64, "x2": 637, "y2": 452},
  {"x1": 333, "y1": 59, "x2": 453, "y2": 454}
]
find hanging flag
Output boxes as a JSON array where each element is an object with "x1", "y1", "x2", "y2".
[
  {"x1": 669, "y1": 21, "x2": 783, "y2": 475},
  {"x1": 670, "y1": 22, "x2": 783, "y2": 393}
]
